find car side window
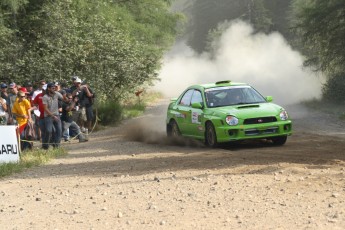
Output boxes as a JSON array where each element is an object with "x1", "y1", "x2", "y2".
[
  {"x1": 179, "y1": 89, "x2": 194, "y2": 106},
  {"x1": 191, "y1": 90, "x2": 203, "y2": 105}
]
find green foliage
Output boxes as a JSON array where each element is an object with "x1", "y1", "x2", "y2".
[
  {"x1": 183, "y1": 0, "x2": 289, "y2": 53},
  {"x1": 291, "y1": 0, "x2": 345, "y2": 75},
  {"x1": 322, "y1": 74, "x2": 345, "y2": 103},
  {"x1": 96, "y1": 91, "x2": 162, "y2": 126},
  {"x1": 0, "y1": 0, "x2": 180, "y2": 101},
  {"x1": 0, "y1": 148, "x2": 66, "y2": 178},
  {"x1": 96, "y1": 99, "x2": 123, "y2": 126}
]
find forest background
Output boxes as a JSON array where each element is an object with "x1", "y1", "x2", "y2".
[{"x1": 0, "y1": 0, "x2": 344, "y2": 103}]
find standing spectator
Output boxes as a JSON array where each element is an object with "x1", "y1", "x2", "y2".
[
  {"x1": 7, "y1": 82, "x2": 18, "y2": 125},
  {"x1": 72, "y1": 77, "x2": 94, "y2": 132},
  {"x1": 1, "y1": 83, "x2": 8, "y2": 101},
  {"x1": 0, "y1": 95, "x2": 7, "y2": 125},
  {"x1": 32, "y1": 84, "x2": 47, "y2": 143},
  {"x1": 32, "y1": 80, "x2": 46, "y2": 101},
  {"x1": 25, "y1": 82, "x2": 34, "y2": 102},
  {"x1": 69, "y1": 76, "x2": 78, "y2": 93},
  {"x1": 42, "y1": 83, "x2": 63, "y2": 149},
  {"x1": 11, "y1": 90, "x2": 33, "y2": 150},
  {"x1": 61, "y1": 93, "x2": 87, "y2": 142},
  {"x1": 0, "y1": 83, "x2": 8, "y2": 125}
]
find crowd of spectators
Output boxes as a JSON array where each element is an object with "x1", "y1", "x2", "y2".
[{"x1": 0, "y1": 76, "x2": 95, "y2": 150}]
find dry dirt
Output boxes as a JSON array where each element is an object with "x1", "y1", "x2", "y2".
[{"x1": 1, "y1": 100, "x2": 345, "y2": 230}]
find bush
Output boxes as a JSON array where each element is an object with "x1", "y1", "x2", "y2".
[
  {"x1": 322, "y1": 74, "x2": 345, "y2": 103},
  {"x1": 96, "y1": 100, "x2": 123, "y2": 126}
]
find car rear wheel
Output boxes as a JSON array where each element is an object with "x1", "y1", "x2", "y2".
[
  {"x1": 169, "y1": 120, "x2": 181, "y2": 137},
  {"x1": 270, "y1": 136, "x2": 287, "y2": 146},
  {"x1": 205, "y1": 122, "x2": 218, "y2": 148}
]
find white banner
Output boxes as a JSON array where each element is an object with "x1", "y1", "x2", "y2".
[{"x1": 0, "y1": 126, "x2": 20, "y2": 163}]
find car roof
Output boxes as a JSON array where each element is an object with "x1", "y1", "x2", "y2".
[{"x1": 191, "y1": 80, "x2": 248, "y2": 90}]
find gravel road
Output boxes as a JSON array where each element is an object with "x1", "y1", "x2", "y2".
[{"x1": 1, "y1": 100, "x2": 345, "y2": 229}]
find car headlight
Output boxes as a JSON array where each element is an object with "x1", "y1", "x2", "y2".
[
  {"x1": 225, "y1": 115, "x2": 239, "y2": 126},
  {"x1": 280, "y1": 110, "x2": 289, "y2": 120}
]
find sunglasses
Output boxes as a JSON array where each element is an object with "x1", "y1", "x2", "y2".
[
  {"x1": 20, "y1": 96, "x2": 26, "y2": 98},
  {"x1": 68, "y1": 97, "x2": 73, "y2": 99}
]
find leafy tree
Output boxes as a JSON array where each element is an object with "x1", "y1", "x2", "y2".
[
  {"x1": 291, "y1": 0, "x2": 345, "y2": 75},
  {"x1": 0, "y1": 0, "x2": 180, "y2": 101},
  {"x1": 292, "y1": 0, "x2": 345, "y2": 102}
]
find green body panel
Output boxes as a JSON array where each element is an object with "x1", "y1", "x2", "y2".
[{"x1": 166, "y1": 81, "x2": 292, "y2": 143}]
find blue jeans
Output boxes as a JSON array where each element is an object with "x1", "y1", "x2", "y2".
[
  {"x1": 20, "y1": 128, "x2": 32, "y2": 151},
  {"x1": 62, "y1": 121, "x2": 85, "y2": 141},
  {"x1": 38, "y1": 118, "x2": 45, "y2": 142},
  {"x1": 42, "y1": 116, "x2": 62, "y2": 149}
]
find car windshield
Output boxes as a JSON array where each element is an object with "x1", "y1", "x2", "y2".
[{"x1": 205, "y1": 86, "x2": 266, "y2": 108}]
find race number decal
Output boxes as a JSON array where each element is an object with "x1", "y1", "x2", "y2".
[{"x1": 192, "y1": 112, "x2": 201, "y2": 124}]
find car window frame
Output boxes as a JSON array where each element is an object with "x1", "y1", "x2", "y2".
[
  {"x1": 190, "y1": 89, "x2": 204, "y2": 107},
  {"x1": 178, "y1": 89, "x2": 194, "y2": 107}
]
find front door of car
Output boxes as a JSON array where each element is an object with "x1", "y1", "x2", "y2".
[
  {"x1": 186, "y1": 90, "x2": 204, "y2": 137},
  {"x1": 175, "y1": 89, "x2": 194, "y2": 134}
]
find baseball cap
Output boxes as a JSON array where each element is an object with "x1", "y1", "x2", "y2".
[
  {"x1": 19, "y1": 87, "x2": 29, "y2": 94},
  {"x1": 75, "y1": 78, "x2": 82, "y2": 83},
  {"x1": 42, "y1": 84, "x2": 47, "y2": 90},
  {"x1": 9, "y1": 82, "x2": 16, "y2": 89},
  {"x1": 72, "y1": 76, "x2": 78, "y2": 81},
  {"x1": 47, "y1": 82, "x2": 55, "y2": 88},
  {"x1": 0, "y1": 83, "x2": 7, "y2": 89},
  {"x1": 18, "y1": 91, "x2": 25, "y2": 97}
]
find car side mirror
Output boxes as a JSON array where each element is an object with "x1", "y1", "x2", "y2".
[
  {"x1": 191, "y1": 102, "x2": 203, "y2": 109},
  {"x1": 265, "y1": 96, "x2": 273, "y2": 102}
]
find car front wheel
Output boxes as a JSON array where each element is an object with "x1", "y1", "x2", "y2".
[
  {"x1": 169, "y1": 120, "x2": 181, "y2": 137},
  {"x1": 205, "y1": 122, "x2": 218, "y2": 148},
  {"x1": 270, "y1": 136, "x2": 287, "y2": 146}
]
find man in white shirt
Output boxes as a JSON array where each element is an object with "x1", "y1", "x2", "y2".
[{"x1": 32, "y1": 80, "x2": 46, "y2": 101}]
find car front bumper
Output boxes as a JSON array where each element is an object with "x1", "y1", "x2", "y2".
[{"x1": 215, "y1": 120, "x2": 292, "y2": 142}]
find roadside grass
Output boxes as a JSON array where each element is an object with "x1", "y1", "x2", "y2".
[
  {"x1": 0, "y1": 148, "x2": 66, "y2": 178},
  {"x1": 302, "y1": 98, "x2": 345, "y2": 120}
]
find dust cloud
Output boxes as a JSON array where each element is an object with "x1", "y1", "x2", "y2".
[
  {"x1": 126, "y1": 20, "x2": 323, "y2": 146},
  {"x1": 121, "y1": 100, "x2": 202, "y2": 146},
  {"x1": 154, "y1": 20, "x2": 323, "y2": 106}
]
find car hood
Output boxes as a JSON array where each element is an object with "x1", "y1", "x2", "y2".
[{"x1": 208, "y1": 103, "x2": 283, "y2": 119}]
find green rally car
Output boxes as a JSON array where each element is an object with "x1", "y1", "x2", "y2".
[{"x1": 166, "y1": 80, "x2": 292, "y2": 147}]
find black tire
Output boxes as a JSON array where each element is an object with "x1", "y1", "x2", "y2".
[
  {"x1": 270, "y1": 136, "x2": 287, "y2": 146},
  {"x1": 169, "y1": 120, "x2": 181, "y2": 137},
  {"x1": 205, "y1": 122, "x2": 218, "y2": 148}
]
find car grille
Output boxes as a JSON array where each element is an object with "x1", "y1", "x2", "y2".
[
  {"x1": 243, "y1": 116, "x2": 277, "y2": 125},
  {"x1": 245, "y1": 127, "x2": 279, "y2": 136}
]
